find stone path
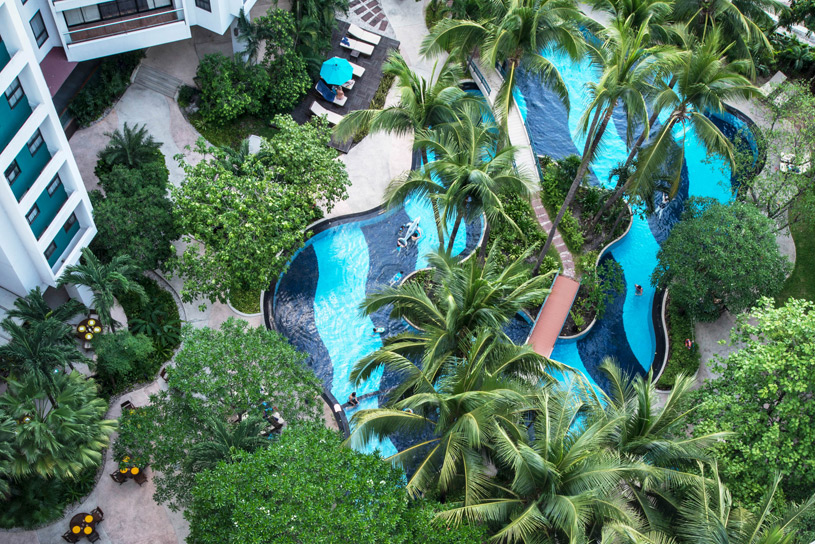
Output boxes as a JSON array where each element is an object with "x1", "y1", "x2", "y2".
[
  {"x1": 531, "y1": 194, "x2": 576, "y2": 277},
  {"x1": 347, "y1": 0, "x2": 394, "y2": 35}
]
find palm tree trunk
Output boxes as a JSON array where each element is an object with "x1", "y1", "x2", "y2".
[
  {"x1": 533, "y1": 107, "x2": 614, "y2": 275},
  {"x1": 588, "y1": 77, "x2": 679, "y2": 231},
  {"x1": 421, "y1": 148, "x2": 446, "y2": 251},
  {"x1": 477, "y1": 220, "x2": 491, "y2": 264},
  {"x1": 446, "y1": 214, "x2": 464, "y2": 254}
]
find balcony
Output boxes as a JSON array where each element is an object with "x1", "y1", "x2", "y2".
[
  {"x1": 0, "y1": 40, "x2": 10, "y2": 71},
  {"x1": 64, "y1": 7, "x2": 183, "y2": 44}
]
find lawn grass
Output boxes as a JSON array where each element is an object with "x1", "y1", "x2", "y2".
[
  {"x1": 776, "y1": 212, "x2": 815, "y2": 303},
  {"x1": 189, "y1": 113, "x2": 279, "y2": 149}
]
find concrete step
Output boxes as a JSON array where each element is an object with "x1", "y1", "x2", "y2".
[{"x1": 134, "y1": 64, "x2": 183, "y2": 98}]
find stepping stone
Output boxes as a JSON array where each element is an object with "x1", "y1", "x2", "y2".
[
  {"x1": 354, "y1": 5, "x2": 366, "y2": 13},
  {"x1": 372, "y1": 6, "x2": 381, "y2": 13},
  {"x1": 361, "y1": 11, "x2": 373, "y2": 20},
  {"x1": 366, "y1": 0, "x2": 378, "y2": 6},
  {"x1": 379, "y1": 20, "x2": 388, "y2": 30},
  {"x1": 371, "y1": 13, "x2": 384, "y2": 23}
]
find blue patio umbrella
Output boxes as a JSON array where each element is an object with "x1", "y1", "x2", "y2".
[{"x1": 320, "y1": 57, "x2": 354, "y2": 86}]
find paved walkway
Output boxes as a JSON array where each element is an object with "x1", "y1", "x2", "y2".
[{"x1": 528, "y1": 275, "x2": 580, "y2": 357}]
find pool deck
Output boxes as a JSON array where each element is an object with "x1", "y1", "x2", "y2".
[{"x1": 528, "y1": 275, "x2": 580, "y2": 357}]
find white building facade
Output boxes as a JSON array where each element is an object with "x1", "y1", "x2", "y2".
[{"x1": 0, "y1": 0, "x2": 96, "y2": 306}]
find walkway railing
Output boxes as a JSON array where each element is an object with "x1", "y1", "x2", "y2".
[{"x1": 64, "y1": 8, "x2": 185, "y2": 44}]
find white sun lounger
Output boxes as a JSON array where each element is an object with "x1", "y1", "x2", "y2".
[
  {"x1": 350, "y1": 62, "x2": 365, "y2": 78},
  {"x1": 309, "y1": 101, "x2": 344, "y2": 125},
  {"x1": 340, "y1": 36, "x2": 374, "y2": 56},
  {"x1": 348, "y1": 23, "x2": 382, "y2": 45}
]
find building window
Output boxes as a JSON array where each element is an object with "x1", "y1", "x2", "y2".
[
  {"x1": 5, "y1": 78, "x2": 24, "y2": 110},
  {"x1": 195, "y1": 0, "x2": 211, "y2": 12},
  {"x1": 64, "y1": 0, "x2": 173, "y2": 26},
  {"x1": 27, "y1": 130, "x2": 45, "y2": 156},
  {"x1": 5, "y1": 161, "x2": 21, "y2": 186},
  {"x1": 44, "y1": 241, "x2": 57, "y2": 260},
  {"x1": 30, "y1": 12, "x2": 48, "y2": 47},
  {"x1": 26, "y1": 205, "x2": 39, "y2": 225},
  {"x1": 47, "y1": 174, "x2": 62, "y2": 196},
  {"x1": 64, "y1": 213, "x2": 78, "y2": 232}
]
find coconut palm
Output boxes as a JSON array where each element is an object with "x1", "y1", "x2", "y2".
[
  {"x1": 0, "y1": 417, "x2": 15, "y2": 498},
  {"x1": 0, "y1": 372, "x2": 117, "y2": 480},
  {"x1": 413, "y1": 105, "x2": 534, "y2": 258},
  {"x1": 590, "y1": 0, "x2": 673, "y2": 34},
  {"x1": 437, "y1": 376, "x2": 643, "y2": 543},
  {"x1": 347, "y1": 329, "x2": 545, "y2": 500},
  {"x1": 97, "y1": 122, "x2": 162, "y2": 168},
  {"x1": 183, "y1": 416, "x2": 268, "y2": 473},
  {"x1": 533, "y1": 18, "x2": 673, "y2": 272},
  {"x1": 589, "y1": 30, "x2": 759, "y2": 228},
  {"x1": 0, "y1": 318, "x2": 84, "y2": 407},
  {"x1": 334, "y1": 52, "x2": 480, "y2": 247},
  {"x1": 421, "y1": 0, "x2": 585, "y2": 126},
  {"x1": 6, "y1": 287, "x2": 86, "y2": 328},
  {"x1": 673, "y1": 463, "x2": 815, "y2": 544},
  {"x1": 57, "y1": 248, "x2": 147, "y2": 332},
  {"x1": 351, "y1": 245, "x2": 558, "y2": 397}
]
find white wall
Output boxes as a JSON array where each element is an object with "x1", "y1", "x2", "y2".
[{"x1": 13, "y1": 0, "x2": 61, "y2": 63}]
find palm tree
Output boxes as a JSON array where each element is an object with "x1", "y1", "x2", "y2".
[
  {"x1": 437, "y1": 376, "x2": 642, "y2": 543},
  {"x1": 533, "y1": 17, "x2": 674, "y2": 272},
  {"x1": 97, "y1": 122, "x2": 162, "y2": 168},
  {"x1": 0, "y1": 416, "x2": 15, "y2": 498},
  {"x1": 589, "y1": 0, "x2": 673, "y2": 34},
  {"x1": 421, "y1": 0, "x2": 585, "y2": 126},
  {"x1": 0, "y1": 318, "x2": 84, "y2": 407},
  {"x1": 335, "y1": 52, "x2": 482, "y2": 246},
  {"x1": 413, "y1": 105, "x2": 534, "y2": 258},
  {"x1": 57, "y1": 248, "x2": 147, "y2": 332},
  {"x1": 0, "y1": 372, "x2": 117, "y2": 480},
  {"x1": 347, "y1": 329, "x2": 547, "y2": 500},
  {"x1": 6, "y1": 287, "x2": 86, "y2": 327},
  {"x1": 183, "y1": 416, "x2": 267, "y2": 473},
  {"x1": 589, "y1": 30, "x2": 759, "y2": 228},
  {"x1": 673, "y1": 463, "x2": 815, "y2": 544},
  {"x1": 236, "y1": 9, "x2": 265, "y2": 64},
  {"x1": 351, "y1": 245, "x2": 558, "y2": 397}
]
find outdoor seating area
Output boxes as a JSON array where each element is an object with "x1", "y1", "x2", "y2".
[
  {"x1": 110, "y1": 456, "x2": 148, "y2": 486},
  {"x1": 292, "y1": 20, "x2": 400, "y2": 153},
  {"x1": 62, "y1": 507, "x2": 104, "y2": 542}
]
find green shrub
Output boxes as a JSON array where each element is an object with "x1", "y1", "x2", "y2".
[
  {"x1": 69, "y1": 51, "x2": 144, "y2": 126},
  {"x1": 197, "y1": 54, "x2": 256, "y2": 125},
  {"x1": 92, "y1": 330, "x2": 155, "y2": 394},
  {"x1": 538, "y1": 156, "x2": 584, "y2": 252},
  {"x1": 656, "y1": 298, "x2": 701, "y2": 389},
  {"x1": 177, "y1": 84, "x2": 197, "y2": 107},
  {"x1": 228, "y1": 288, "x2": 261, "y2": 314},
  {"x1": 354, "y1": 68, "x2": 396, "y2": 143}
]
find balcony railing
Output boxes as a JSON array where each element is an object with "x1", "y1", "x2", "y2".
[{"x1": 63, "y1": 8, "x2": 184, "y2": 44}]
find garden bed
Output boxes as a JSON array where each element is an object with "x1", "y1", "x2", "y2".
[{"x1": 655, "y1": 295, "x2": 701, "y2": 389}]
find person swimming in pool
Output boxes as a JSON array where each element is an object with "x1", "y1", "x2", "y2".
[
  {"x1": 635, "y1": 284, "x2": 643, "y2": 296},
  {"x1": 372, "y1": 326, "x2": 385, "y2": 335},
  {"x1": 389, "y1": 271, "x2": 403, "y2": 286}
]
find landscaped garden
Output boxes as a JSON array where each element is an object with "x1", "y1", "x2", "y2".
[{"x1": 4, "y1": 0, "x2": 815, "y2": 539}]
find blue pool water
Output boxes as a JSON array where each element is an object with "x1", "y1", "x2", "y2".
[
  {"x1": 272, "y1": 197, "x2": 484, "y2": 457},
  {"x1": 517, "y1": 47, "x2": 757, "y2": 387}
]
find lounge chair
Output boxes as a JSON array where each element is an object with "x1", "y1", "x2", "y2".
[
  {"x1": 348, "y1": 23, "x2": 382, "y2": 45},
  {"x1": 340, "y1": 36, "x2": 374, "y2": 56},
  {"x1": 315, "y1": 80, "x2": 347, "y2": 106},
  {"x1": 309, "y1": 102, "x2": 344, "y2": 126},
  {"x1": 341, "y1": 79, "x2": 355, "y2": 90},
  {"x1": 350, "y1": 62, "x2": 365, "y2": 78}
]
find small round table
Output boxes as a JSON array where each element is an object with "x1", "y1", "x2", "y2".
[
  {"x1": 69, "y1": 512, "x2": 96, "y2": 537},
  {"x1": 76, "y1": 318, "x2": 102, "y2": 341}
]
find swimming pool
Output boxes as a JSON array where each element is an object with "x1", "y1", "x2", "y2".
[
  {"x1": 270, "y1": 194, "x2": 484, "y2": 456},
  {"x1": 516, "y1": 47, "x2": 758, "y2": 388}
]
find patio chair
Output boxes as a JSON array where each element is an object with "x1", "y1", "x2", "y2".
[
  {"x1": 62, "y1": 531, "x2": 80, "y2": 543},
  {"x1": 315, "y1": 80, "x2": 347, "y2": 106},
  {"x1": 134, "y1": 471, "x2": 148, "y2": 486},
  {"x1": 348, "y1": 23, "x2": 382, "y2": 45},
  {"x1": 120, "y1": 400, "x2": 135, "y2": 412},
  {"x1": 91, "y1": 506, "x2": 104, "y2": 523},
  {"x1": 87, "y1": 530, "x2": 101, "y2": 543},
  {"x1": 309, "y1": 102, "x2": 344, "y2": 126},
  {"x1": 340, "y1": 36, "x2": 374, "y2": 56},
  {"x1": 110, "y1": 471, "x2": 127, "y2": 485},
  {"x1": 350, "y1": 62, "x2": 365, "y2": 78},
  {"x1": 159, "y1": 367, "x2": 168, "y2": 381}
]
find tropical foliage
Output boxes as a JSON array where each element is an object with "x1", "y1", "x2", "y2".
[
  {"x1": 114, "y1": 318, "x2": 323, "y2": 510},
  {"x1": 96, "y1": 122, "x2": 162, "y2": 170},
  {"x1": 652, "y1": 198, "x2": 790, "y2": 321},
  {"x1": 172, "y1": 115, "x2": 349, "y2": 304}
]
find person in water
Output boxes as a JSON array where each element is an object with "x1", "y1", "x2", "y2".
[
  {"x1": 390, "y1": 271, "x2": 403, "y2": 286},
  {"x1": 348, "y1": 392, "x2": 359, "y2": 406},
  {"x1": 635, "y1": 284, "x2": 643, "y2": 296},
  {"x1": 372, "y1": 326, "x2": 386, "y2": 335}
]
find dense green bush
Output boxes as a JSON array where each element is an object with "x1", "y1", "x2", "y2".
[
  {"x1": 196, "y1": 54, "x2": 256, "y2": 125},
  {"x1": 491, "y1": 190, "x2": 558, "y2": 273},
  {"x1": 353, "y1": 68, "x2": 397, "y2": 143},
  {"x1": 69, "y1": 51, "x2": 144, "y2": 126},
  {"x1": 92, "y1": 330, "x2": 155, "y2": 394},
  {"x1": 656, "y1": 298, "x2": 701, "y2": 389},
  {"x1": 177, "y1": 84, "x2": 197, "y2": 108},
  {"x1": 539, "y1": 156, "x2": 585, "y2": 251},
  {"x1": 228, "y1": 288, "x2": 261, "y2": 314}
]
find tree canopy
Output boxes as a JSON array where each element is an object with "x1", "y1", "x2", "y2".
[
  {"x1": 172, "y1": 115, "x2": 350, "y2": 304},
  {"x1": 651, "y1": 198, "x2": 790, "y2": 321},
  {"x1": 186, "y1": 423, "x2": 488, "y2": 544},
  {"x1": 114, "y1": 318, "x2": 323, "y2": 510},
  {"x1": 693, "y1": 298, "x2": 815, "y2": 507}
]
